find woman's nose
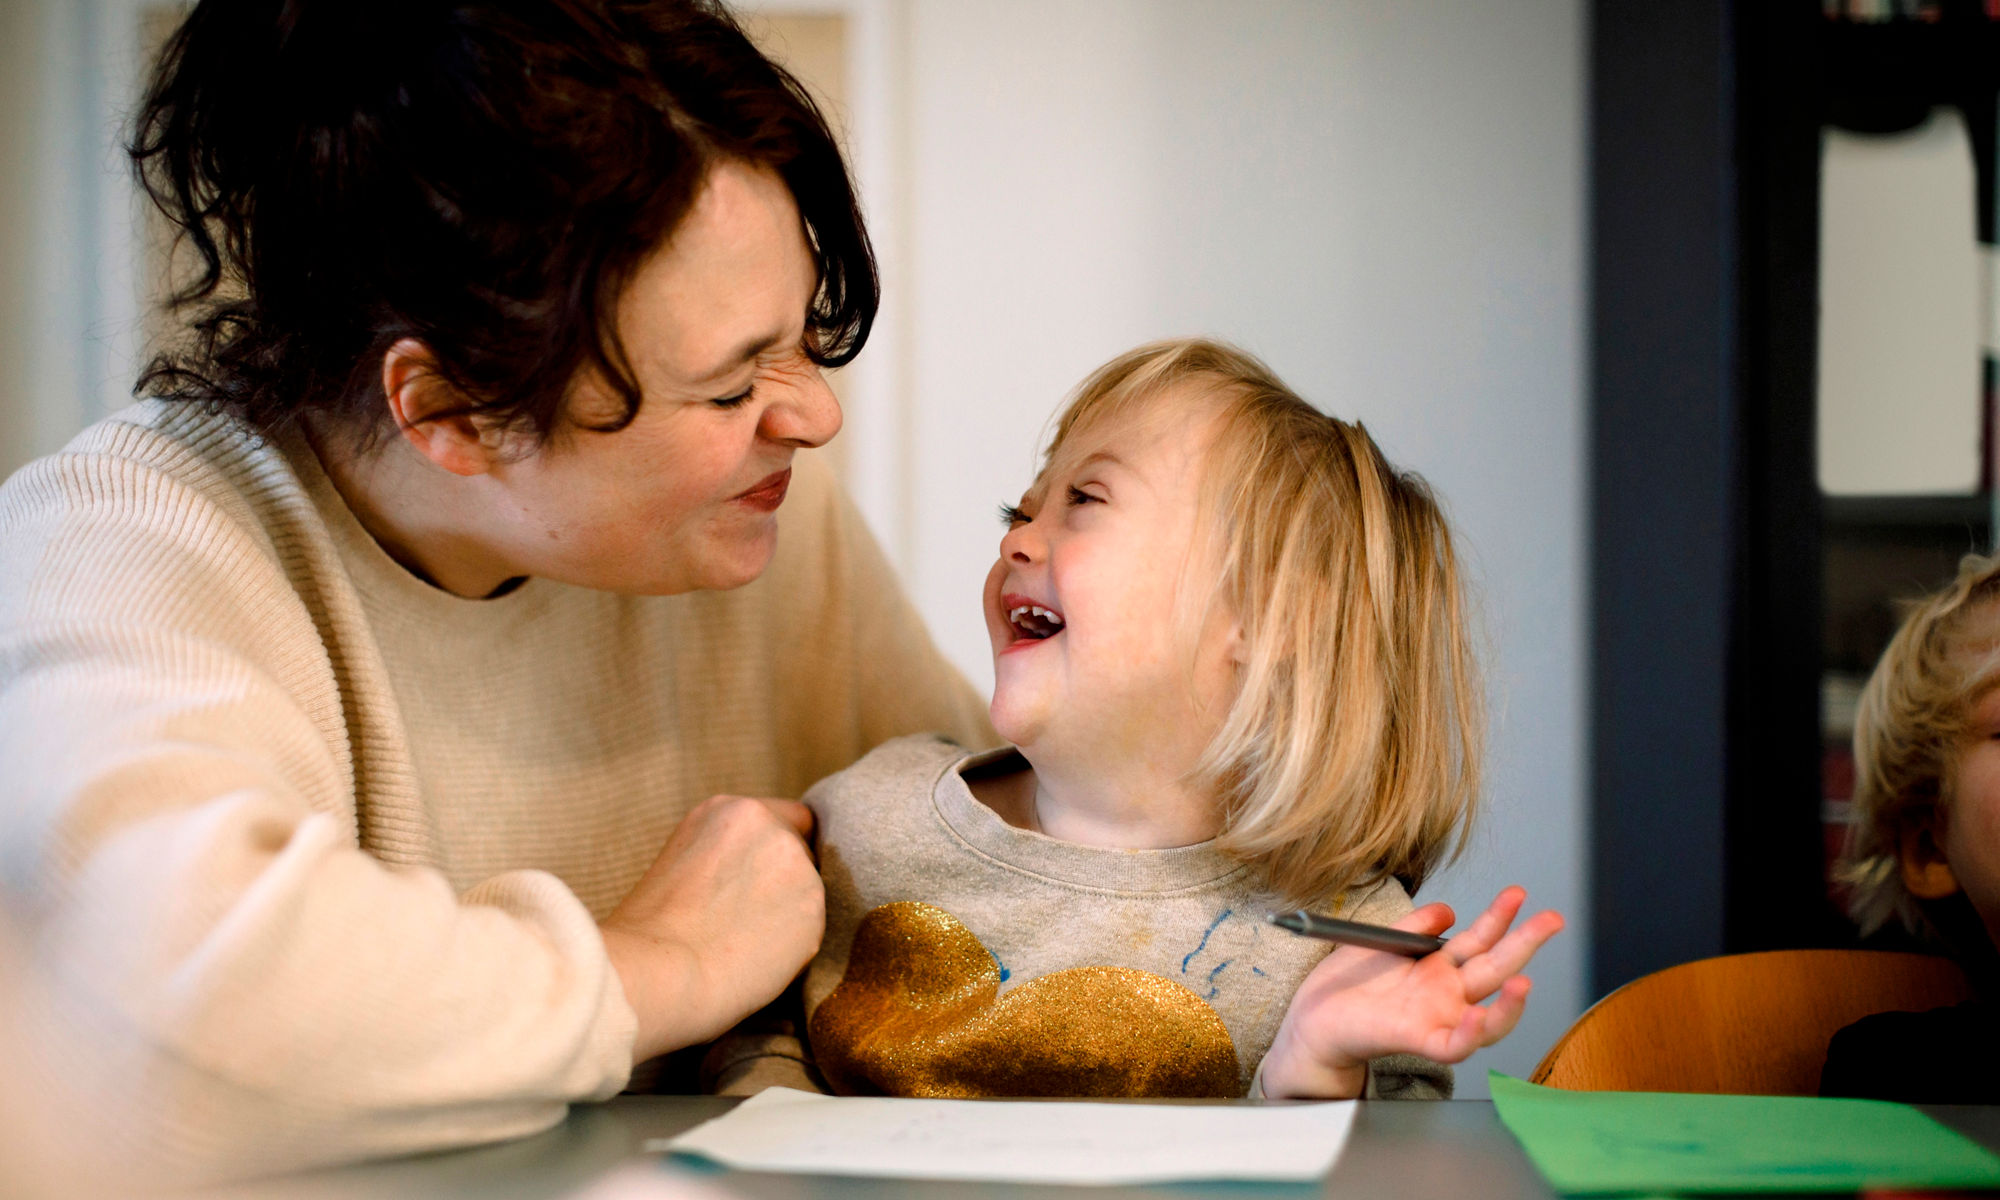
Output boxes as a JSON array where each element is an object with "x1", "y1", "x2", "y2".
[{"x1": 762, "y1": 364, "x2": 843, "y2": 448}]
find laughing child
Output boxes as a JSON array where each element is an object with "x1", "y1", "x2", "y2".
[{"x1": 711, "y1": 338, "x2": 1563, "y2": 1099}]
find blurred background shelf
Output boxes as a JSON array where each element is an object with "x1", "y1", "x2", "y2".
[{"x1": 1593, "y1": 0, "x2": 2000, "y2": 991}]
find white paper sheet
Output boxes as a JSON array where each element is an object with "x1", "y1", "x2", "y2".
[{"x1": 647, "y1": 1087, "x2": 1358, "y2": 1186}]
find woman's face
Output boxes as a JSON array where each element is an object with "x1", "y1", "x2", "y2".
[{"x1": 480, "y1": 159, "x2": 839, "y2": 595}]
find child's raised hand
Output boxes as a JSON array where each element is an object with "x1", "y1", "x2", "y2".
[{"x1": 1258, "y1": 886, "x2": 1564, "y2": 1099}]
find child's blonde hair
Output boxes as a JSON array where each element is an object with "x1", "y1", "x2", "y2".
[
  {"x1": 1843, "y1": 553, "x2": 2000, "y2": 935},
  {"x1": 1041, "y1": 338, "x2": 1482, "y2": 905}
]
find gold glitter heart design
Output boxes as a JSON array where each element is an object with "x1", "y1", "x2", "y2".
[{"x1": 810, "y1": 900, "x2": 1240, "y2": 1098}]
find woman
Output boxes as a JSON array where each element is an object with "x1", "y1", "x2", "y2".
[{"x1": 0, "y1": 0, "x2": 989, "y2": 1182}]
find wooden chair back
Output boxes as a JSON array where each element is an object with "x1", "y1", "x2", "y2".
[{"x1": 1530, "y1": 949, "x2": 1971, "y2": 1094}]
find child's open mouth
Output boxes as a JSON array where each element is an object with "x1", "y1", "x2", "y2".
[{"x1": 1005, "y1": 597, "x2": 1066, "y2": 643}]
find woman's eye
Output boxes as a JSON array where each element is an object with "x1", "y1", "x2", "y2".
[
  {"x1": 710, "y1": 387, "x2": 755, "y2": 409},
  {"x1": 1067, "y1": 485, "x2": 1102, "y2": 507},
  {"x1": 997, "y1": 503, "x2": 1029, "y2": 527}
]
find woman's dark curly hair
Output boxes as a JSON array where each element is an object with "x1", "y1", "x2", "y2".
[{"x1": 130, "y1": 0, "x2": 876, "y2": 440}]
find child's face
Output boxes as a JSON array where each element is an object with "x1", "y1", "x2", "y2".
[
  {"x1": 1935, "y1": 685, "x2": 2000, "y2": 943},
  {"x1": 981, "y1": 389, "x2": 1244, "y2": 775}
]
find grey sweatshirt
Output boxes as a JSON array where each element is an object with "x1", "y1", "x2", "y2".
[{"x1": 712, "y1": 735, "x2": 1449, "y2": 1100}]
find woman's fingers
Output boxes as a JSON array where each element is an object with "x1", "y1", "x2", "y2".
[
  {"x1": 601, "y1": 794, "x2": 827, "y2": 1059},
  {"x1": 757, "y1": 797, "x2": 816, "y2": 840}
]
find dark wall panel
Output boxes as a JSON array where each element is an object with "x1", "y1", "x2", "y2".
[{"x1": 1589, "y1": 0, "x2": 1735, "y2": 994}]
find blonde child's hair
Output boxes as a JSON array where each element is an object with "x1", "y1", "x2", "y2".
[
  {"x1": 1842, "y1": 553, "x2": 2000, "y2": 935},
  {"x1": 1040, "y1": 338, "x2": 1482, "y2": 904}
]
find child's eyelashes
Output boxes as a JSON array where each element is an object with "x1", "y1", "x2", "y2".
[{"x1": 1000, "y1": 488, "x2": 1100, "y2": 528}]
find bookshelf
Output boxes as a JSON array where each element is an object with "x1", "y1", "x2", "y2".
[
  {"x1": 1814, "y1": 6, "x2": 1998, "y2": 946},
  {"x1": 1590, "y1": 0, "x2": 1998, "y2": 994}
]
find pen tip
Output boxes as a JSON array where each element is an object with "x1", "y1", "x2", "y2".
[{"x1": 1266, "y1": 911, "x2": 1305, "y2": 932}]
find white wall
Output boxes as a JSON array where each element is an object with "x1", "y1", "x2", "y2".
[
  {"x1": 0, "y1": 0, "x2": 47, "y2": 479},
  {"x1": 0, "y1": 0, "x2": 166, "y2": 481},
  {"x1": 880, "y1": 0, "x2": 1587, "y2": 1095}
]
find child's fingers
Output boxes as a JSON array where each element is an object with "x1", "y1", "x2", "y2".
[
  {"x1": 1471, "y1": 975, "x2": 1533, "y2": 1050},
  {"x1": 1433, "y1": 1005, "x2": 1489, "y2": 1063},
  {"x1": 1438, "y1": 885, "x2": 1526, "y2": 964},
  {"x1": 1393, "y1": 902, "x2": 1455, "y2": 938},
  {"x1": 1453, "y1": 910, "x2": 1565, "y2": 999},
  {"x1": 1433, "y1": 975, "x2": 1533, "y2": 1062}
]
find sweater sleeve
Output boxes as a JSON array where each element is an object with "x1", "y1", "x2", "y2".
[{"x1": 0, "y1": 449, "x2": 636, "y2": 1184}]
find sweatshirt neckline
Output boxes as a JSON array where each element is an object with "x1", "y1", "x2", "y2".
[
  {"x1": 278, "y1": 424, "x2": 556, "y2": 621},
  {"x1": 929, "y1": 746, "x2": 1248, "y2": 893}
]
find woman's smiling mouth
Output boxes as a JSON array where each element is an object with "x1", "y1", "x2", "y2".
[{"x1": 732, "y1": 468, "x2": 792, "y2": 512}]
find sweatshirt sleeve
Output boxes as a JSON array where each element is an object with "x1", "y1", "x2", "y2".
[
  {"x1": 0, "y1": 449, "x2": 636, "y2": 1184},
  {"x1": 698, "y1": 983, "x2": 830, "y2": 1097}
]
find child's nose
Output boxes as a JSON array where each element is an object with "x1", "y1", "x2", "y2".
[{"x1": 1000, "y1": 522, "x2": 1040, "y2": 564}]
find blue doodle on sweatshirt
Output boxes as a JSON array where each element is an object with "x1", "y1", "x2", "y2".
[
  {"x1": 1182, "y1": 908, "x2": 1233, "y2": 974},
  {"x1": 1205, "y1": 959, "x2": 1232, "y2": 999}
]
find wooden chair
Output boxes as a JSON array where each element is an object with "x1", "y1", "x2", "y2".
[{"x1": 1530, "y1": 949, "x2": 1971, "y2": 1095}]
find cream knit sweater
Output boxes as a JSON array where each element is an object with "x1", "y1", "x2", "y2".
[{"x1": 0, "y1": 400, "x2": 992, "y2": 1181}]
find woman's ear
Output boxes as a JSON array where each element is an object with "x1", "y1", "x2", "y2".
[
  {"x1": 1900, "y1": 819, "x2": 1963, "y2": 901},
  {"x1": 380, "y1": 338, "x2": 512, "y2": 477}
]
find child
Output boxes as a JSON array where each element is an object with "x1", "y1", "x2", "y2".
[
  {"x1": 713, "y1": 338, "x2": 1562, "y2": 1099},
  {"x1": 1824, "y1": 553, "x2": 2000, "y2": 1103}
]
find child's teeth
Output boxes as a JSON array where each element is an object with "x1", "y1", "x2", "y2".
[{"x1": 1005, "y1": 603, "x2": 1063, "y2": 634}]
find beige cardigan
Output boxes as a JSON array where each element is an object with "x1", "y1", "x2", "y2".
[{"x1": 0, "y1": 401, "x2": 992, "y2": 1182}]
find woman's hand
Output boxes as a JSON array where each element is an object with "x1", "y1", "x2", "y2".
[
  {"x1": 1258, "y1": 886, "x2": 1564, "y2": 1099},
  {"x1": 598, "y1": 794, "x2": 824, "y2": 1064}
]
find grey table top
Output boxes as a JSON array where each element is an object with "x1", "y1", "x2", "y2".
[
  {"x1": 210, "y1": 1098, "x2": 1549, "y2": 1200},
  {"x1": 210, "y1": 1096, "x2": 2000, "y2": 1200}
]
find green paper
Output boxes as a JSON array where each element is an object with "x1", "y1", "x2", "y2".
[{"x1": 1488, "y1": 1071, "x2": 2000, "y2": 1195}]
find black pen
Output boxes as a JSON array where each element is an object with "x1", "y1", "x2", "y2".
[{"x1": 1266, "y1": 910, "x2": 1449, "y2": 957}]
